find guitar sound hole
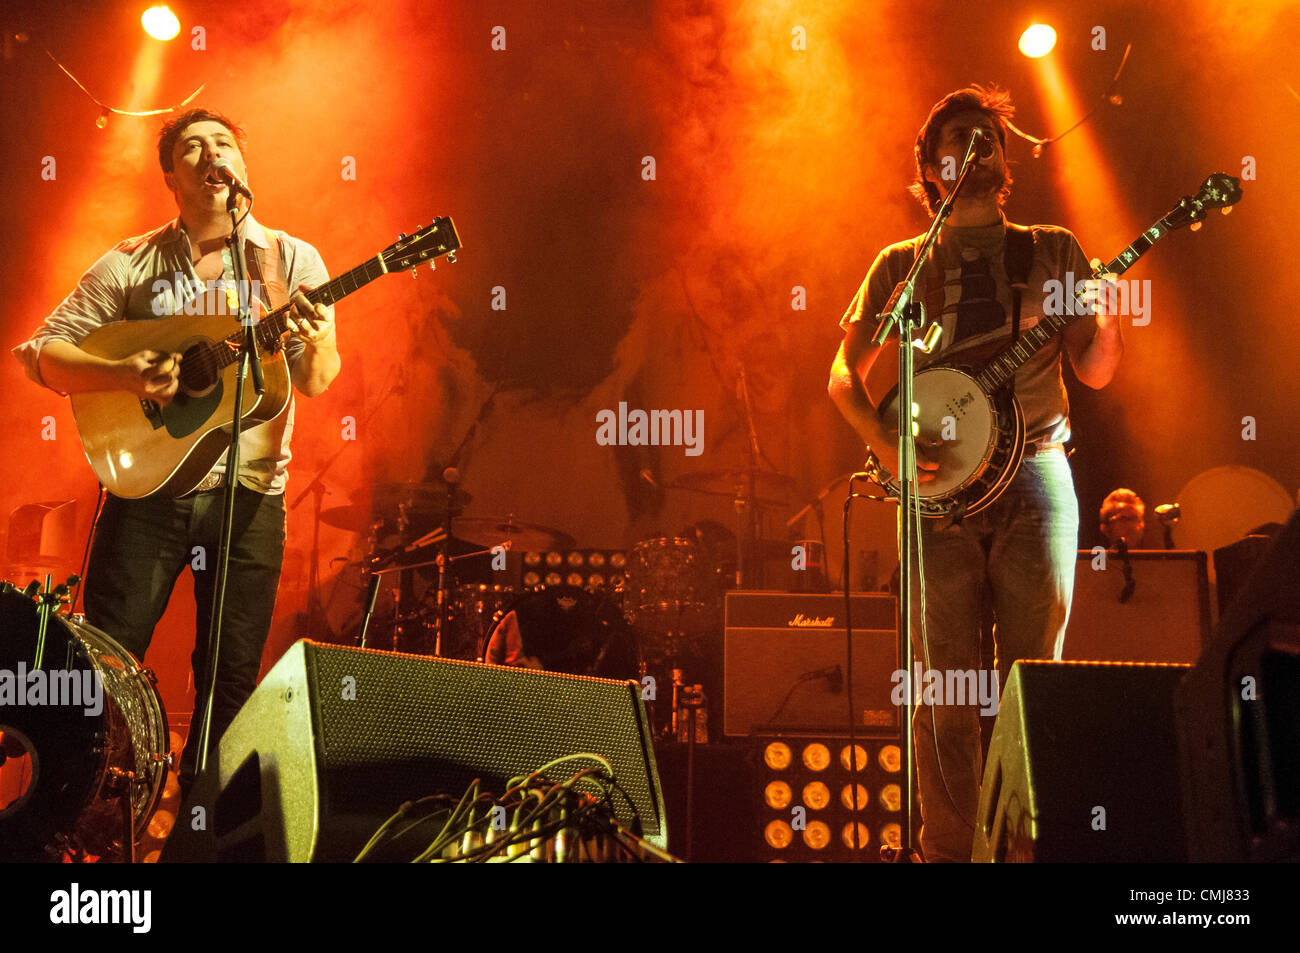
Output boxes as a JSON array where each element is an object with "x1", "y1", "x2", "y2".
[{"x1": 178, "y1": 343, "x2": 219, "y2": 397}]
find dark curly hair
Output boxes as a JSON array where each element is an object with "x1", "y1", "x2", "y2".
[
  {"x1": 157, "y1": 108, "x2": 247, "y2": 173},
  {"x1": 907, "y1": 84, "x2": 1015, "y2": 217}
]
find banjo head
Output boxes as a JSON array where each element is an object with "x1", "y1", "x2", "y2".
[{"x1": 879, "y1": 366, "x2": 1002, "y2": 500}]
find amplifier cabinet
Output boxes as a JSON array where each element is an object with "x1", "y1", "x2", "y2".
[
  {"x1": 724, "y1": 591, "x2": 898, "y2": 737},
  {"x1": 1064, "y1": 550, "x2": 1210, "y2": 664}
]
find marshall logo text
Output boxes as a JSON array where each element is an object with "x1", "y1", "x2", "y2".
[{"x1": 787, "y1": 614, "x2": 835, "y2": 628}]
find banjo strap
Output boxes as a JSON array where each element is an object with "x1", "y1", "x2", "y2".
[{"x1": 1004, "y1": 223, "x2": 1035, "y2": 397}]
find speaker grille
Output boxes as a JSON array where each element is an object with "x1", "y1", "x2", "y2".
[{"x1": 304, "y1": 644, "x2": 664, "y2": 842}]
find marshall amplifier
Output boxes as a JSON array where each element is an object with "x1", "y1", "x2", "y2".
[{"x1": 723, "y1": 591, "x2": 898, "y2": 737}]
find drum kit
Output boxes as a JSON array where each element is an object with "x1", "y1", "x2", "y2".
[{"x1": 311, "y1": 461, "x2": 872, "y2": 740}]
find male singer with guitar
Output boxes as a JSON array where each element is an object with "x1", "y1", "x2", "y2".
[
  {"x1": 827, "y1": 86, "x2": 1123, "y2": 862},
  {"x1": 12, "y1": 109, "x2": 340, "y2": 793}
]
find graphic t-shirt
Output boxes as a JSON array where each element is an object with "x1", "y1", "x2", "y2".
[{"x1": 840, "y1": 217, "x2": 1095, "y2": 445}]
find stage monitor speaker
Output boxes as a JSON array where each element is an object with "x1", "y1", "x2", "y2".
[
  {"x1": 1177, "y1": 511, "x2": 1300, "y2": 862},
  {"x1": 164, "y1": 640, "x2": 665, "y2": 862},
  {"x1": 973, "y1": 659, "x2": 1189, "y2": 862},
  {"x1": 1063, "y1": 550, "x2": 1209, "y2": 663},
  {"x1": 724, "y1": 591, "x2": 897, "y2": 737}
]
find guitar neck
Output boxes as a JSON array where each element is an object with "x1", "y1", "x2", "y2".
[
  {"x1": 976, "y1": 220, "x2": 1171, "y2": 392},
  {"x1": 210, "y1": 255, "x2": 389, "y2": 368}
]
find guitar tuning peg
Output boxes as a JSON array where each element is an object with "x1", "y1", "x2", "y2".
[
  {"x1": 428, "y1": 260, "x2": 436, "y2": 271},
  {"x1": 1189, "y1": 221, "x2": 1203, "y2": 232},
  {"x1": 411, "y1": 267, "x2": 418, "y2": 278},
  {"x1": 447, "y1": 252, "x2": 457, "y2": 264},
  {"x1": 398, "y1": 233, "x2": 408, "y2": 242}
]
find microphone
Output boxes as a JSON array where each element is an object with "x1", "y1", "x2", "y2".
[
  {"x1": 210, "y1": 158, "x2": 253, "y2": 198},
  {"x1": 971, "y1": 128, "x2": 995, "y2": 159}
]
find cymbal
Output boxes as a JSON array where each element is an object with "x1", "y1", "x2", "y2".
[
  {"x1": 452, "y1": 517, "x2": 575, "y2": 552},
  {"x1": 674, "y1": 469, "x2": 795, "y2": 505},
  {"x1": 320, "y1": 505, "x2": 374, "y2": 532}
]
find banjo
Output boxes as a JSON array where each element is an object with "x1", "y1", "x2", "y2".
[{"x1": 865, "y1": 173, "x2": 1242, "y2": 519}]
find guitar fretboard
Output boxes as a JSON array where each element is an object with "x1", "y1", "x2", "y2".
[
  {"x1": 974, "y1": 221, "x2": 1169, "y2": 393},
  {"x1": 210, "y1": 257, "x2": 389, "y2": 367}
]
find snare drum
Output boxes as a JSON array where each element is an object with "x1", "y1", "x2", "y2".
[{"x1": 0, "y1": 585, "x2": 170, "y2": 861}]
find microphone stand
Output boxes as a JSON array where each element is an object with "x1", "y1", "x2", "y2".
[
  {"x1": 868, "y1": 129, "x2": 988, "y2": 863},
  {"x1": 194, "y1": 185, "x2": 264, "y2": 781},
  {"x1": 290, "y1": 366, "x2": 403, "y2": 637},
  {"x1": 428, "y1": 383, "x2": 499, "y2": 655}
]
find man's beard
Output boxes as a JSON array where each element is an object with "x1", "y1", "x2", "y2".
[{"x1": 955, "y1": 163, "x2": 1005, "y2": 199}]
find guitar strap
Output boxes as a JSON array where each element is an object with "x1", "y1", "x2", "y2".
[
  {"x1": 246, "y1": 226, "x2": 289, "y2": 320},
  {"x1": 1004, "y1": 222, "x2": 1035, "y2": 397}
]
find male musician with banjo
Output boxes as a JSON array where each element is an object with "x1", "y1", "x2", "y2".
[
  {"x1": 828, "y1": 85, "x2": 1124, "y2": 862},
  {"x1": 12, "y1": 108, "x2": 341, "y2": 796}
]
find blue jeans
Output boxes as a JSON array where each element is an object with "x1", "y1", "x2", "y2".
[
  {"x1": 905, "y1": 450, "x2": 1079, "y2": 862},
  {"x1": 83, "y1": 486, "x2": 286, "y2": 790}
]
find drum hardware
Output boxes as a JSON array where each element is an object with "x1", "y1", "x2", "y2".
[
  {"x1": 452, "y1": 516, "x2": 575, "y2": 553},
  {"x1": 423, "y1": 583, "x2": 517, "y2": 661},
  {"x1": 358, "y1": 540, "x2": 507, "y2": 653},
  {"x1": 625, "y1": 537, "x2": 716, "y2": 644},
  {"x1": 646, "y1": 465, "x2": 794, "y2": 590},
  {"x1": 104, "y1": 767, "x2": 138, "y2": 864}
]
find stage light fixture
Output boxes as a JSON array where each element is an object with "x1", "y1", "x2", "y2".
[
  {"x1": 842, "y1": 821, "x2": 871, "y2": 850},
  {"x1": 757, "y1": 735, "x2": 918, "y2": 862},
  {"x1": 878, "y1": 744, "x2": 901, "y2": 772},
  {"x1": 841, "y1": 783, "x2": 869, "y2": 811},
  {"x1": 802, "y1": 781, "x2": 831, "y2": 810},
  {"x1": 802, "y1": 742, "x2": 831, "y2": 771},
  {"x1": 803, "y1": 821, "x2": 832, "y2": 850},
  {"x1": 764, "y1": 780, "x2": 793, "y2": 809},
  {"x1": 142, "y1": 6, "x2": 180, "y2": 41},
  {"x1": 764, "y1": 741, "x2": 792, "y2": 771},
  {"x1": 841, "y1": 743, "x2": 868, "y2": 772},
  {"x1": 1019, "y1": 24, "x2": 1056, "y2": 58},
  {"x1": 765, "y1": 819, "x2": 793, "y2": 849}
]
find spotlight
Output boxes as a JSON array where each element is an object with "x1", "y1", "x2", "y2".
[
  {"x1": 764, "y1": 819, "x2": 794, "y2": 849},
  {"x1": 764, "y1": 780, "x2": 793, "y2": 809},
  {"x1": 801, "y1": 742, "x2": 831, "y2": 772},
  {"x1": 757, "y1": 735, "x2": 918, "y2": 862},
  {"x1": 142, "y1": 6, "x2": 181, "y2": 41},
  {"x1": 763, "y1": 741, "x2": 792, "y2": 771},
  {"x1": 802, "y1": 781, "x2": 831, "y2": 810},
  {"x1": 803, "y1": 821, "x2": 831, "y2": 850},
  {"x1": 1018, "y1": 24, "x2": 1056, "y2": 58}
]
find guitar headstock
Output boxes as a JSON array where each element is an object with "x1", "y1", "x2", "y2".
[
  {"x1": 382, "y1": 218, "x2": 462, "y2": 272},
  {"x1": 1162, "y1": 174, "x2": 1243, "y2": 232}
]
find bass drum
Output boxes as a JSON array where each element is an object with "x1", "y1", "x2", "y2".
[
  {"x1": 485, "y1": 585, "x2": 638, "y2": 679},
  {"x1": 0, "y1": 585, "x2": 170, "y2": 861}
]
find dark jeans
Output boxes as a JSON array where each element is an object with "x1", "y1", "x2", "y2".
[
  {"x1": 83, "y1": 485, "x2": 286, "y2": 790},
  {"x1": 906, "y1": 450, "x2": 1079, "y2": 862}
]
